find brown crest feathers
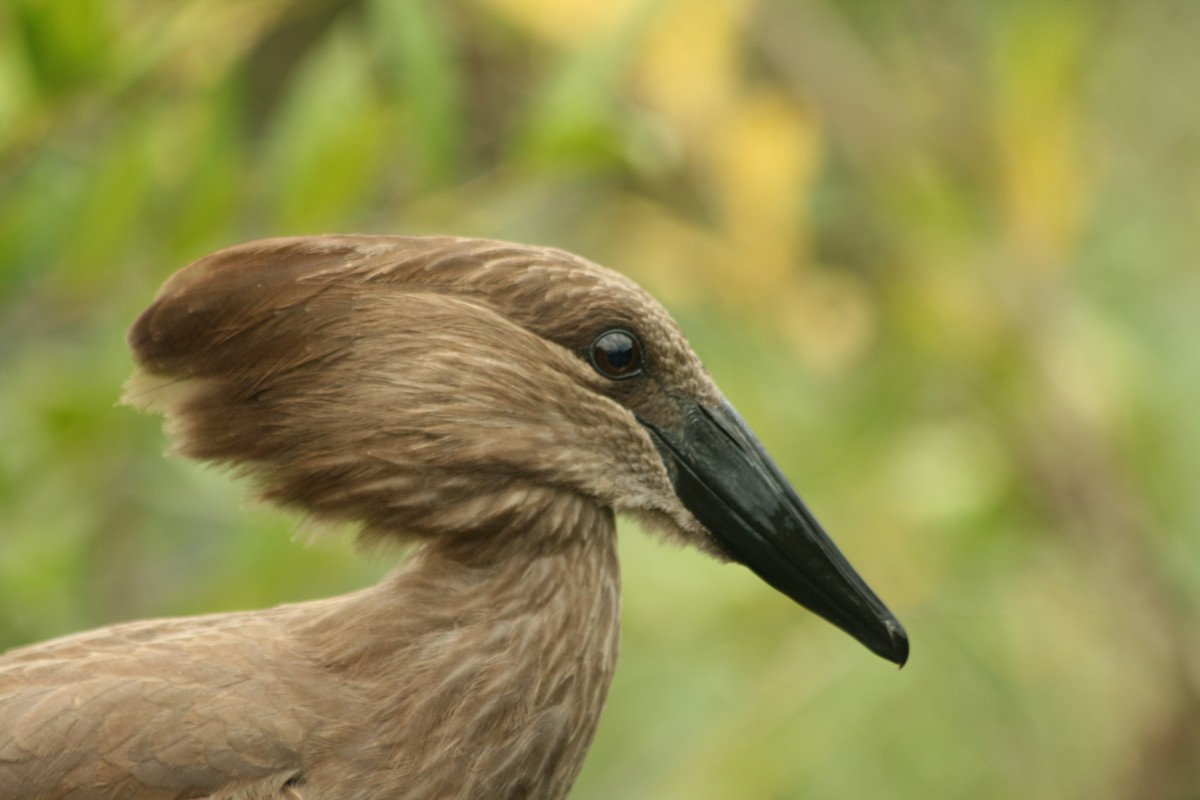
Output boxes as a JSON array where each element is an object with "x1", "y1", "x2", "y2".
[{"x1": 120, "y1": 236, "x2": 691, "y2": 545}]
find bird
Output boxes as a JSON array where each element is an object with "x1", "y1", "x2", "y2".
[{"x1": 0, "y1": 235, "x2": 907, "y2": 800}]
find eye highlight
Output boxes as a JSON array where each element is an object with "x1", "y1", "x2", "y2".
[{"x1": 589, "y1": 329, "x2": 644, "y2": 380}]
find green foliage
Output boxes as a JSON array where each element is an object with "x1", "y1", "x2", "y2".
[{"x1": 1, "y1": 1, "x2": 1197, "y2": 798}]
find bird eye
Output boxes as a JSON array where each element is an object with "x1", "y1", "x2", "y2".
[{"x1": 589, "y1": 329, "x2": 644, "y2": 380}]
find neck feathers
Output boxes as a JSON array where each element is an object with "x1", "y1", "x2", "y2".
[{"x1": 296, "y1": 488, "x2": 621, "y2": 800}]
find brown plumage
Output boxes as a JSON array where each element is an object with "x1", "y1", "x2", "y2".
[{"x1": 0, "y1": 236, "x2": 907, "y2": 799}]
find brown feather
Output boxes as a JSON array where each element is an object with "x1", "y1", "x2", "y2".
[{"x1": 1, "y1": 236, "x2": 723, "y2": 799}]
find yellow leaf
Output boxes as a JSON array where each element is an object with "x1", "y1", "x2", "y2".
[
  {"x1": 631, "y1": 0, "x2": 747, "y2": 132},
  {"x1": 477, "y1": 0, "x2": 643, "y2": 45},
  {"x1": 703, "y1": 89, "x2": 822, "y2": 283}
]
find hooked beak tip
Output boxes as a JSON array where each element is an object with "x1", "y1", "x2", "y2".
[{"x1": 884, "y1": 618, "x2": 910, "y2": 668}]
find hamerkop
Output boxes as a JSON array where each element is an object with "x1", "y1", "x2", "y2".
[{"x1": 0, "y1": 236, "x2": 907, "y2": 799}]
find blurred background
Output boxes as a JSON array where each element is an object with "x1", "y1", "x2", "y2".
[{"x1": 1, "y1": 1, "x2": 1197, "y2": 797}]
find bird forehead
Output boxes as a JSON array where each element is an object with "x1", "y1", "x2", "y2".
[
  {"x1": 196, "y1": 235, "x2": 714, "y2": 402},
  {"x1": 449, "y1": 246, "x2": 665, "y2": 324},
  {"x1": 354, "y1": 239, "x2": 706, "y2": 384}
]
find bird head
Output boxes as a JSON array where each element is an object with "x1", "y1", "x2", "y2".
[{"x1": 124, "y1": 235, "x2": 907, "y2": 665}]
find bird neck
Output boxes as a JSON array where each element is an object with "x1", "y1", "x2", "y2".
[{"x1": 297, "y1": 488, "x2": 621, "y2": 800}]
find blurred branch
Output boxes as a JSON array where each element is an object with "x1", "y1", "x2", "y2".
[
  {"x1": 1017, "y1": 345, "x2": 1200, "y2": 800},
  {"x1": 242, "y1": 0, "x2": 362, "y2": 135},
  {"x1": 749, "y1": 0, "x2": 920, "y2": 169}
]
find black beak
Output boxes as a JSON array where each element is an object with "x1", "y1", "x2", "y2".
[{"x1": 640, "y1": 399, "x2": 908, "y2": 666}]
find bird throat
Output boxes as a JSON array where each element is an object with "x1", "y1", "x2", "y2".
[{"x1": 295, "y1": 490, "x2": 621, "y2": 800}]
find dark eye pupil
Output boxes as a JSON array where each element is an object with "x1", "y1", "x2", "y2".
[
  {"x1": 603, "y1": 340, "x2": 633, "y2": 370},
  {"x1": 590, "y1": 330, "x2": 643, "y2": 379}
]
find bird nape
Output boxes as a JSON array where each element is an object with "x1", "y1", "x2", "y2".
[{"x1": 0, "y1": 236, "x2": 907, "y2": 800}]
